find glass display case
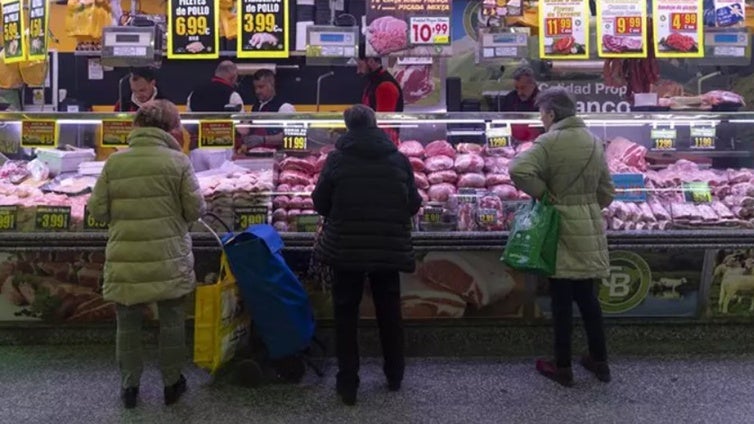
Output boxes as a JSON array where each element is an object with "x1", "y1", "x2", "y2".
[{"x1": 1, "y1": 111, "x2": 754, "y2": 324}]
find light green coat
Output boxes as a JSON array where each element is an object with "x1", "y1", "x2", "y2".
[
  {"x1": 510, "y1": 116, "x2": 615, "y2": 280},
  {"x1": 88, "y1": 127, "x2": 206, "y2": 306}
]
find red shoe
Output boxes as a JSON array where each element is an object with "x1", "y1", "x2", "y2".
[{"x1": 536, "y1": 359, "x2": 574, "y2": 387}]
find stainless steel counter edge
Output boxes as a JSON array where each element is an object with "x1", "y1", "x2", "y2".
[{"x1": 1, "y1": 230, "x2": 754, "y2": 250}]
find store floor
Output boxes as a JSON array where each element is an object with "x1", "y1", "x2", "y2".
[{"x1": 1, "y1": 345, "x2": 753, "y2": 424}]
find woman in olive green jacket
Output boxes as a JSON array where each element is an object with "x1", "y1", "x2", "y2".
[
  {"x1": 510, "y1": 87, "x2": 615, "y2": 388},
  {"x1": 88, "y1": 100, "x2": 206, "y2": 408}
]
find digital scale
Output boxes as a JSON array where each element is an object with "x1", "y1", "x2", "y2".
[
  {"x1": 477, "y1": 28, "x2": 530, "y2": 63},
  {"x1": 101, "y1": 26, "x2": 161, "y2": 67},
  {"x1": 702, "y1": 28, "x2": 751, "y2": 66},
  {"x1": 305, "y1": 25, "x2": 359, "y2": 66}
]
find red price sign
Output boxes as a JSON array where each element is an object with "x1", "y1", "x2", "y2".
[
  {"x1": 671, "y1": 13, "x2": 697, "y2": 31},
  {"x1": 615, "y1": 16, "x2": 642, "y2": 34},
  {"x1": 545, "y1": 17, "x2": 573, "y2": 36},
  {"x1": 409, "y1": 16, "x2": 450, "y2": 45}
]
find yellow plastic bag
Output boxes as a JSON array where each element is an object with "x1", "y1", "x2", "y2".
[
  {"x1": 0, "y1": 53, "x2": 23, "y2": 89},
  {"x1": 19, "y1": 61, "x2": 49, "y2": 87},
  {"x1": 193, "y1": 253, "x2": 250, "y2": 374},
  {"x1": 66, "y1": 0, "x2": 113, "y2": 39},
  {"x1": 219, "y1": 7, "x2": 237, "y2": 39}
]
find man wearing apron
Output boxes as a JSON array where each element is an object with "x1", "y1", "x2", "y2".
[{"x1": 236, "y1": 69, "x2": 296, "y2": 154}]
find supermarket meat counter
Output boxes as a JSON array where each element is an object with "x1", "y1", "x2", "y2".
[{"x1": 1, "y1": 111, "x2": 754, "y2": 325}]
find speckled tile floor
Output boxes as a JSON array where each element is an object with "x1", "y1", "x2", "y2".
[{"x1": 1, "y1": 345, "x2": 753, "y2": 424}]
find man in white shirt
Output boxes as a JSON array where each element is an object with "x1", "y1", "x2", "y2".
[{"x1": 237, "y1": 69, "x2": 296, "y2": 152}]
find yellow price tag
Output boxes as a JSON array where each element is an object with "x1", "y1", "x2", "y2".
[
  {"x1": 175, "y1": 16, "x2": 209, "y2": 36},
  {"x1": 0, "y1": 207, "x2": 17, "y2": 231},
  {"x1": 84, "y1": 206, "x2": 107, "y2": 231},
  {"x1": 243, "y1": 13, "x2": 276, "y2": 33},
  {"x1": 487, "y1": 136, "x2": 509, "y2": 149},
  {"x1": 234, "y1": 207, "x2": 268, "y2": 231},
  {"x1": 35, "y1": 207, "x2": 70, "y2": 231},
  {"x1": 3, "y1": 21, "x2": 18, "y2": 42},
  {"x1": 283, "y1": 136, "x2": 307, "y2": 150}
]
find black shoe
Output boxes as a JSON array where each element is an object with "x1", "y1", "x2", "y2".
[
  {"x1": 387, "y1": 379, "x2": 402, "y2": 392},
  {"x1": 122, "y1": 387, "x2": 139, "y2": 409},
  {"x1": 337, "y1": 387, "x2": 357, "y2": 406},
  {"x1": 164, "y1": 375, "x2": 187, "y2": 406},
  {"x1": 580, "y1": 355, "x2": 611, "y2": 383},
  {"x1": 536, "y1": 359, "x2": 575, "y2": 388}
]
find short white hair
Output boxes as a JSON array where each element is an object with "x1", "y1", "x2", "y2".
[
  {"x1": 535, "y1": 87, "x2": 577, "y2": 122},
  {"x1": 512, "y1": 66, "x2": 535, "y2": 81}
]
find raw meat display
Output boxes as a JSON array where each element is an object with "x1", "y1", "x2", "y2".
[
  {"x1": 701, "y1": 90, "x2": 746, "y2": 106},
  {"x1": 602, "y1": 35, "x2": 642, "y2": 53},
  {"x1": 485, "y1": 173, "x2": 511, "y2": 187},
  {"x1": 314, "y1": 155, "x2": 328, "y2": 172},
  {"x1": 367, "y1": 16, "x2": 409, "y2": 55},
  {"x1": 477, "y1": 195, "x2": 505, "y2": 231},
  {"x1": 424, "y1": 156, "x2": 454, "y2": 172},
  {"x1": 606, "y1": 137, "x2": 648, "y2": 172},
  {"x1": 414, "y1": 173, "x2": 430, "y2": 190},
  {"x1": 454, "y1": 154, "x2": 485, "y2": 174},
  {"x1": 484, "y1": 157, "x2": 510, "y2": 174},
  {"x1": 427, "y1": 171, "x2": 458, "y2": 185},
  {"x1": 394, "y1": 65, "x2": 435, "y2": 104},
  {"x1": 456, "y1": 143, "x2": 483, "y2": 154},
  {"x1": 279, "y1": 170, "x2": 312, "y2": 186},
  {"x1": 428, "y1": 183, "x2": 456, "y2": 202},
  {"x1": 457, "y1": 173, "x2": 486, "y2": 189},
  {"x1": 484, "y1": 145, "x2": 516, "y2": 158},
  {"x1": 280, "y1": 157, "x2": 316, "y2": 175},
  {"x1": 425, "y1": 140, "x2": 456, "y2": 158},
  {"x1": 409, "y1": 157, "x2": 425, "y2": 172},
  {"x1": 489, "y1": 184, "x2": 519, "y2": 200},
  {"x1": 399, "y1": 140, "x2": 425, "y2": 158}
]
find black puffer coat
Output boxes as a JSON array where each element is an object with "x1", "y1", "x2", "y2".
[{"x1": 312, "y1": 128, "x2": 422, "y2": 273}]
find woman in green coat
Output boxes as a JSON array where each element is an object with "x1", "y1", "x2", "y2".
[
  {"x1": 510, "y1": 87, "x2": 615, "y2": 387},
  {"x1": 88, "y1": 100, "x2": 206, "y2": 408}
]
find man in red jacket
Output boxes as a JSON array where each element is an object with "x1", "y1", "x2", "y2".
[{"x1": 357, "y1": 48, "x2": 404, "y2": 144}]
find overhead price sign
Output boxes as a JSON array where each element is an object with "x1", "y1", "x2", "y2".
[
  {"x1": 237, "y1": 0, "x2": 289, "y2": 58},
  {"x1": 198, "y1": 120, "x2": 235, "y2": 149},
  {"x1": 27, "y1": 0, "x2": 49, "y2": 61},
  {"x1": 365, "y1": 0, "x2": 452, "y2": 57},
  {"x1": 596, "y1": 0, "x2": 648, "y2": 58},
  {"x1": 21, "y1": 120, "x2": 57, "y2": 148},
  {"x1": 2, "y1": 0, "x2": 25, "y2": 63},
  {"x1": 653, "y1": 0, "x2": 704, "y2": 58},
  {"x1": 167, "y1": 0, "x2": 220, "y2": 59},
  {"x1": 539, "y1": 0, "x2": 590, "y2": 59}
]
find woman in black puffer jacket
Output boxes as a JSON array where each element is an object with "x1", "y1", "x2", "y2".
[{"x1": 312, "y1": 104, "x2": 422, "y2": 406}]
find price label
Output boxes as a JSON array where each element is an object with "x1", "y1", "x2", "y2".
[
  {"x1": 653, "y1": 0, "x2": 703, "y2": 58},
  {"x1": 83, "y1": 206, "x2": 108, "y2": 231},
  {"x1": 486, "y1": 126, "x2": 511, "y2": 148},
  {"x1": 234, "y1": 207, "x2": 268, "y2": 231},
  {"x1": 101, "y1": 120, "x2": 133, "y2": 147},
  {"x1": 167, "y1": 0, "x2": 219, "y2": 59},
  {"x1": 690, "y1": 127, "x2": 716, "y2": 150},
  {"x1": 671, "y1": 12, "x2": 698, "y2": 31},
  {"x1": 0, "y1": 206, "x2": 17, "y2": 232},
  {"x1": 651, "y1": 128, "x2": 677, "y2": 151},
  {"x1": 198, "y1": 120, "x2": 235, "y2": 149},
  {"x1": 409, "y1": 16, "x2": 451, "y2": 45},
  {"x1": 282, "y1": 126, "x2": 308, "y2": 150},
  {"x1": 237, "y1": 0, "x2": 289, "y2": 59},
  {"x1": 422, "y1": 207, "x2": 443, "y2": 224},
  {"x1": 295, "y1": 214, "x2": 319, "y2": 233},
  {"x1": 683, "y1": 182, "x2": 712, "y2": 203},
  {"x1": 21, "y1": 120, "x2": 57, "y2": 148},
  {"x1": 539, "y1": 0, "x2": 589, "y2": 59},
  {"x1": 35, "y1": 206, "x2": 70, "y2": 231},
  {"x1": 477, "y1": 209, "x2": 497, "y2": 224},
  {"x1": 2, "y1": 0, "x2": 25, "y2": 63},
  {"x1": 27, "y1": 0, "x2": 49, "y2": 61},
  {"x1": 597, "y1": 0, "x2": 647, "y2": 58}
]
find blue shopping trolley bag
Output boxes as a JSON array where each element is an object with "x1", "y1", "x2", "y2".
[{"x1": 221, "y1": 224, "x2": 316, "y2": 360}]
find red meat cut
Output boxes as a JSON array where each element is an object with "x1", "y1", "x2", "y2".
[
  {"x1": 409, "y1": 157, "x2": 425, "y2": 172},
  {"x1": 424, "y1": 156, "x2": 454, "y2": 172},
  {"x1": 428, "y1": 183, "x2": 456, "y2": 202},
  {"x1": 394, "y1": 65, "x2": 435, "y2": 104},
  {"x1": 367, "y1": 16, "x2": 409, "y2": 55},
  {"x1": 427, "y1": 170, "x2": 458, "y2": 185},
  {"x1": 454, "y1": 154, "x2": 485, "y2": 174},
  {"x1": 399, "y1": 140, "x2": 425, "y2": 158},
  {"x1": 414, "y1": 173, "x2": 430, "y2": 190},
  {"x1": 425, "y1": 140, "x2": 456, "y2": 158},
  {"x1": 457, "y1": 173, "x2": 486, "y2": 188},
  {"x1": 606, "y1": 137, "x2": 647, "y2": 172}
]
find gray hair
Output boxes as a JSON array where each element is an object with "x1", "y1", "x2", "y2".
[
  {"x1": 535, "y1": 87, "x2": 577, "y2": 122},
  {"x1": 215, "y1": 60, "x2": 238, "y2": 78},
  {"x1": 512, "y1": 65, "x2": 535, "y2": 81},
  {"x1": 343, "y1": 104, "x2": 377, "y2": 130},
  {"x1": 133, "y1": 99, "x2": 181, "y2": 132}
]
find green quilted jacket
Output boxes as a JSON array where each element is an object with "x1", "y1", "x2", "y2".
[
  {"x1": 510, "y1": 116, "x2": 615, "y2": 280},
  {"x1": 88, "y1": 127, "x2": 206, "y2": 306}
]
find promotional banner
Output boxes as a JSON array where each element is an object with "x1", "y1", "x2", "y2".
[
  {"x1": 237, "y1": 0, "x2": 289, "y2": 58},
  {"x1": 536, "y1": 249, "x2": 703, "y2": 318},
  {"x1": 198, "y1": 120, "x2": 235, "y2": 149},
  {"x1": 653, "y1": 0, "x2": 704, "y2": 58},
  {"x1": 596, "y1": 0, "x2": 648, "y2": 58},
  {"x1": 100, "y1": 120, "x2": 132, "y2": 148},
  {"x1": 2, "y1": 0, "x2": 25, "y2": 63},
  {"x1": 21, "y1": 120, "x2": 56, "y2": 148},
  {"x1": 27, "y1": 0, "x2": 49, "y2": 62},
  {"x1": 708, "y1": 249, "x2": 754, "y2": 317},
  {"x1": 711, "y1": 0, "x2": 746, "y2": 27},
  {"x1": 167, "y1": 0, "x2": 220, "y2": 59},
  {"x1": 365, "y1": 0, "x2": 453, "y2": 57},
  {"x1": 538, "y1": 0, "x2": 590, "y2": 59}
]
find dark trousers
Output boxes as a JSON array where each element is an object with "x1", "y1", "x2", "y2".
[
  {"x1": 332, "y1": 269, "x2": 405, "y2": 389},
  {"x1": 550, "y1": 278, "x2": 608, "y2": 368}
]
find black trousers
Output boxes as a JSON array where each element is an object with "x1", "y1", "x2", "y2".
[
  {"x1": 332, "y1": 269, "x2": 405, "y2": 388},
  {"x1": 549, "y1": 278, "x2": 608, "y2": 368}
]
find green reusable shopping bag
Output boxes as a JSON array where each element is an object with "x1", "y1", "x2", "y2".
[{"x1": 501, "y1": 196, "x2": 560, "y2": 275}]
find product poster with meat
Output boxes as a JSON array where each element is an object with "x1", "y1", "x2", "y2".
[
  {"x1": 538, "y1": 0, "x2": 590, "y2": 59},
  {"x1": 387, "y1": 58, "x2": 442, "y2": 107},
  {"x1": 365, "y1": 0, "x2": 453, "y2": 57},
  {"x1": 167, "y1": 0, "x2": 220, "y2": 59},
  {"x1": 535, "y1": 250, "x2": 703, "y2": 318},
  {"x1": 236, "y1": 0, "x2": 289, "y2": 59},
  {"x1": 707, "y1": 249, "x2": 754, "y2": 317},
  {"x1": 26, "y1": 0, "x2": 49, "y2": 62},
  {"x1": 653, "y1": 0, "x2": 704, "y2": 58},
  {"x1": 596, "y1": 0, "x2": 648, "y2": 58},
  {"x1": 2, "y1": 0, "x2": 26, "y2": 64}
]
